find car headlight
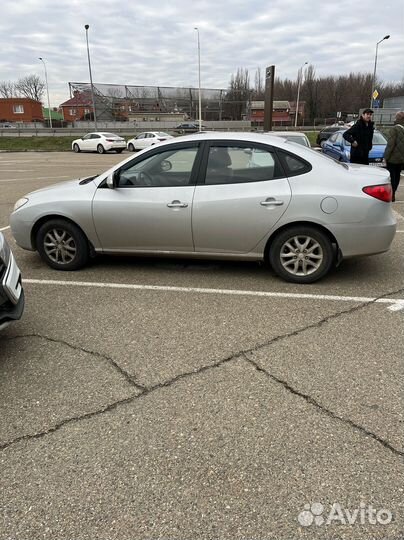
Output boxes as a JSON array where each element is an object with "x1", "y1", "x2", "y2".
[{"x1": 13, "y1": 197, "x2": 29, "y2": 211}]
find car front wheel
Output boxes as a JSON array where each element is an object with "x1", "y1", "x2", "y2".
[
  {"x1": 36, "y1": 219, "x2": 89, "y2": 271},
  {"x1": 128, "y1": 143, "x2": 135, "y2": 152},
  {"x1": 97, "y1": 144, "x2": 106, "y2": 154},
  {"x1": 269, "y1": 226, "x2": 334, "y2": 283},
  {"x1": 73, "y1": 143, "x2": 80, "y2": 153}
]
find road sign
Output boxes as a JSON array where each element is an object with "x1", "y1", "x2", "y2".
[
  {"x1": 372, "y1": 90, "x2": 379, "y2": 100},
  {"x1": 373, "y1": 99, "x2": 380, "y2": 108}
]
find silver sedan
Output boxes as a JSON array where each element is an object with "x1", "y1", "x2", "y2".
[{"x1": 10, "y1": 132, "x2": 396, "y2": 283}]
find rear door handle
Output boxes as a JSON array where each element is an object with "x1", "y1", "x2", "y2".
[
  {"x1": 260, "y1": 198, "x2": 284, "y2": 207},
  {"x1": 167, "y1": 200, "x2": 188, "y2": 208}
]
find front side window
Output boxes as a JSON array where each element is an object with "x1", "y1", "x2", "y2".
[
  {"x1": 117, "y1": 146, "x2": 198, "y2": 187},
  {"x1": 13, "y1": 105, "x2": 24, "y2": 114},
  {"x1": 204, "y1": 145, "x2": 283, "y2": 185}
]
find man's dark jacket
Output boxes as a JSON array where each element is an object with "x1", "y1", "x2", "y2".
[{"x1": 343, "y1": 118, "x2": 374, "y2": 164}]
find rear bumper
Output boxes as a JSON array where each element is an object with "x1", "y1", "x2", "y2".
[{"x1": 333, "y1": 218, "x2": 397, "y2": 258}]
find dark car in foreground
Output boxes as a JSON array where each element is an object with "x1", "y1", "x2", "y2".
[{"x1": 0, "y1": 232, "x2": 24, "y2": 330}]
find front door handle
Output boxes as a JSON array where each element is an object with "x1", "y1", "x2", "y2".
[
  {"x1": 260, "y1": 198, "x2": 284, "y2": 207},
  {"x1": 167, "y1": 200, "x2": 188, "y2": 208}
]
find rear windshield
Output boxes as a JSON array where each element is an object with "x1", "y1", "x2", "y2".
[
  {"x1": 101, "y1": 133, "x2": 120, "y2": 137},
  {"x1": 157, "y1": 132, "x2": 170, "y2": 137}
]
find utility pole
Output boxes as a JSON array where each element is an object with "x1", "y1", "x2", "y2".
[
  {"x1": 264, "y1": 65, "x2": 275, "y2": 131},
  {"x1": 84, "y1": 24, "x2": 98, "y2": 130}
]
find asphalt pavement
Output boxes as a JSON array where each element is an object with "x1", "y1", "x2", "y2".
[{"x1": 0, "y1": 152, "x2": 403, "y2": 540}]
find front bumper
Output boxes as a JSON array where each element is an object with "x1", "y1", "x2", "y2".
[{"x1": 0, "y1": 250, "x2": 24, "y2": 329}]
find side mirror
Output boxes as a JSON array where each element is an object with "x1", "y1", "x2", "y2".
[{"x1": 106, "y1": 173, "x2": 115, "y2": 189}]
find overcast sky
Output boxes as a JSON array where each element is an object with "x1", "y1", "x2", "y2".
[{"x1": 1, "y1": 0, "x2": 403, "y2": 107}]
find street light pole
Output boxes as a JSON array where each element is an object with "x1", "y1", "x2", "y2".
[
  {"x1": 84, "y1": 24, "x2": 98, "y2": 130},
  {"x1": 38, "y1": 57, "x2": 52, "y2": 129},
  {"x1": 370, "y1": 35, "x2": 390, "y2": 108},
  {"x1": 294, "y1": 62, "x2": 307, "y2": 128},
  {"x1": 194, "y1": 27, "x2": 202, "y2": 131}
]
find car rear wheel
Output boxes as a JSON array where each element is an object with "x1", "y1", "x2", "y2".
[
  {"x1": 269, "y1": 226, "x2": 334, "y2": 283},
  {"x1": 97, "y1": 144, "x2": 106, "y2": 154},
  {"x1": 36, "y1": 219, "x2": 89, "y2": 271},
  {"x1": 73, "y1": 143, "x2": 80, "y2": 153}
]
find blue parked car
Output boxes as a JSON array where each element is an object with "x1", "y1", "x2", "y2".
[{"x1": 322, "y1": 129, "x2": 387, "y2": 166}]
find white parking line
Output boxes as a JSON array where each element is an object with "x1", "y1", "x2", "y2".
[
  {"x1": 0, "y1": 226, "x2": 10, "y2": 231},
  {"x1": 23, "y1": 278, "x2": 404, "y2": 312}
]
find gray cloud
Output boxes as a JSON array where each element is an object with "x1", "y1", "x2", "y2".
[{"x1": 1, "y1": 0, "x2": 403, "y2": 106}]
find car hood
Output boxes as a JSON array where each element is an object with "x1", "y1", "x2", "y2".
[{"x1": 27, "y1": 177, "x2": 97, "y2": 197}]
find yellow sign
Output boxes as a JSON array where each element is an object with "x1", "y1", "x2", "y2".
[{"x1": 372, "y1": 90, "x2": 379, "y2": 100}]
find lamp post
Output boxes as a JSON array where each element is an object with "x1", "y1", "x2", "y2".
[
  {"x1": 370, "y1": 35, "x2": 390, "y2": 108},
  {"x1": 294, "y1": 62, "x2": 308, "y2": 127},
  {"x1": 84, "y1": 24, "x2": 98, "y2": 130},
  {"x1": 38, "y1": 57, "x2": 52, "y2": 129},
  {"x1": 194, "y1": 27, "x2": 202, "y2": 131}
]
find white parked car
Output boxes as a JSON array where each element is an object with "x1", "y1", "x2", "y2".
[
  {"x1": 72, "y1": 132, "x2": 126, "y2": 154},
  {"x1": 127, "y1": 132, "x2": 174, "y2": 151}
]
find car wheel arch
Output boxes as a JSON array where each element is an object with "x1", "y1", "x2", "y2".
[
  {"x1": 31, "y1": 214, "x2": 94, "y2": 255},
  {"x1": 264, "y1": 220, "x2": 339, "y2": 263}
]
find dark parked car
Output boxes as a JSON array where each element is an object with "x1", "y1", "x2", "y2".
[
  {"x1": 0, "y1": 232, "x2": 24, "y2": 330},
  {"x1": 316, "y1": 126, "x2": 345, "y2": 147},
  {"x1": 174, "y1": 122, "x2": 206, "y2": 134}
]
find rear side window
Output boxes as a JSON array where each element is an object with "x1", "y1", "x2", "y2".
[
  {"x1": 204, "y1": 144, "x2": 284, "y2": 185},
  {"x1": 278, "y1": 150, "x2": 312, "y2": 177}
]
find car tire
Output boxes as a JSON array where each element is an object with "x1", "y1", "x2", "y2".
[
  {"x1": 128, "y1": 143, "x2": 135, "y2": 152},
  {"x1": 73, "y1": 143, "x2": 80, "y2": 153},
  {"x1": 269, "y1": 225, "x2": 335, "y2": 284},
  {"x1": 36, "y1": 219, "x2": 89, "y2": 271},
  {"x1": 97, "y1": 144, "x2": 106, "y2": 154},
  {"x1": 320, "y1": 140, "x2": 327, "y2": 148}
]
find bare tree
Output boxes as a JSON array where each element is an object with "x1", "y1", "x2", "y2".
[
  {"x1": 0, "y1": 81, "x2": 16, "y2": 98},
  {"x1": 15, "y1": 75, "x2": 45, "y2": 102}
]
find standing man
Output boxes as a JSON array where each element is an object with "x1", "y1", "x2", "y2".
[
  {"x1": 384, "y1": 111, "x2": 404, "y2": 202},
  {"x1": 343, "y1": 109, "x2": 375, "y2": 164}
]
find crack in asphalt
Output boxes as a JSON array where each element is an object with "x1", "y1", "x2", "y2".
[
  {"x1": 3, "y1": 332, "x2": 146, "y2": 392},
  {"x1": 244, "y1": 356, "x2": 404, "y2": 458},
  {"x1": 1, "y1": 286, "x2": 403, "y2": 454}
]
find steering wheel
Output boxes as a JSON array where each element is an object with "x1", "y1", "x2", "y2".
[{"x1": 138, "y1": 171, "x2": 153, "y2": 186}]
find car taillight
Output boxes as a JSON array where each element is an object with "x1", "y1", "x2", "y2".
[
  {"x1": 362, "y1": 184, "x2": 392, "y2": 202},
  {"x1": 157, "y1": 138, "x2": 166, "y2": 141},
  {"x1": 106, "y1": 139, "x2": 115, "y2": 142}
]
